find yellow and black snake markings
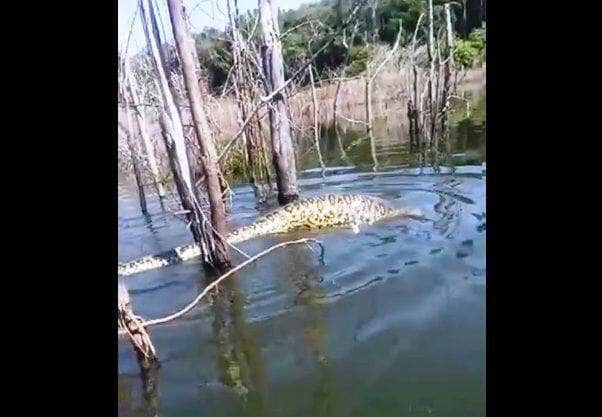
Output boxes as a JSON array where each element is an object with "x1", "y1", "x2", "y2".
[{"x1": 118, "y1": 193, "x2": 422, "y2": 276}]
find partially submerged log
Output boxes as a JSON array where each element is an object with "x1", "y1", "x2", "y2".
[{"x1": 118, "y1": 281, "x2": 157, "y2": 369}]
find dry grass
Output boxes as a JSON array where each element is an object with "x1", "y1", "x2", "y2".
[{"x1": 118, "y1": 59, "x2": 485, "y2": 179}]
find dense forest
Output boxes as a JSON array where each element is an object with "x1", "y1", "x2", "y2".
[{"x1": 191, "y1": 0, "x2": 485, "y2": 93}]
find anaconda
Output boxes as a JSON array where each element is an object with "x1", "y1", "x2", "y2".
[{"x1": 118, "y1": 193, "x2": 422, "y2": 277}]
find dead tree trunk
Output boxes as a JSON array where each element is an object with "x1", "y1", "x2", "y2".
[
  {"x1": 406, "y1": 13, "x2": 424, "y2": 148},
  {"x1": 364, "y1": 22, "x2": 401, "y2": 172},
  {"x1": 120, "y1": 118, "x2": 148, "y2": 215},
  {"x1": 440, "y1": 2, "x2": 455, "y2": 131},
  {"x1": 140, "y1": 0, "x2": 193, "y2": 188},
  {"x1": 333, "y1": 21, "x2": 358, "y2": 126},
  {"x1": 427, "y1": 0, "x2": 436, "y2": 148},
  {"x1": 364, "y1": 75, "x2": 378, "y2": 171},
  {"x1": 167, "y1": 0, "x2": 231, "y2": 269},
  {"x1": 140, "y1": 0, "x2": 216, "y2": 264},
  {"x1": 227, "y1": 0, "x2": 270, "y2": 204},
  {"x1": 119, "y1": 62, "x2": 148, "y2": 215},
  {"x1": 308, "y1": 63, "x2": 326, "y2": 177},
  {"x1": 259, "y1": 0, "x2": 299, "y2": 205},
  {"x1": 125, "y1": 63, "x2": 166, "y2": 200},
  {"x1": 332, "y1": 22, "x2": 358, "y2": 163}
]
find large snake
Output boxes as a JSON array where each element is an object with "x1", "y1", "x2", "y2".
[{"x1": 118, "y1": 193, "x2": 422, "y2": 277}]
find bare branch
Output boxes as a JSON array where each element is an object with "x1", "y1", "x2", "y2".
[{"x1": 140, "y1": 238, "x2": 325, "y2": 328}]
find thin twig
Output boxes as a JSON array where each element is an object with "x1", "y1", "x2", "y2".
[{"x1": 140, "y1": 238, "x2": 324, "y2": 327}]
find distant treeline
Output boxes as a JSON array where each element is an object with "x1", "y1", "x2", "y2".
[{"x1": 191, "y1": 0, "x2": 486, "y2": 94}]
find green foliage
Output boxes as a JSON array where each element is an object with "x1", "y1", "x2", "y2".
[
  {"x1": 221, "y1": 147, "x2": 246, "y2": 184},
  {"x1": 454, "y1": 28, "x2": 486, "y2": 68},
  {"x1": 346, "y1": 45, "x2": 372, "y2": 76},
  {"x1": 279, "y1": 1, "x2": 347, "y2": 78},
  {"x1": 185, "y1": 0, "x2": 485, "y2": 90},
  {"x1": 193, "y1": 29, "x2": 232, "y2": 93},
  {"x1": 377, "y1": 0, "x2": 424, "y2": 44},
  {"x1": 468, "y1": 28, "x2": 486, "y2": 53},
  {"x1": 282, "y1": 32, "x2": 307, "y2": 68}
]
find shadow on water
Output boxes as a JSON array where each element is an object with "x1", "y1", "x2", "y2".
[
  {"x1": 118, "y1": 87, "x2": 485, "y2": 417},
  {"x1": 118, "y1": 361, "x2": 160, "y2": 417},
  {"x1": 282, "y1": 245, "x2": 335, "y2": 417}
]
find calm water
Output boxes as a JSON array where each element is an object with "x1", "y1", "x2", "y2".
[{"x1": 118, "y1": 91, "x2": 486, "y2": 417}]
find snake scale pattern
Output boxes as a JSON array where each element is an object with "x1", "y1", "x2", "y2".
[{"x1": 118, "y1": 193, "x2": 422, "y2": 277}]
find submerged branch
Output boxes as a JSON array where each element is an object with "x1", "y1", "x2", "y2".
[{"x1": 137, "y1": 238, "x2": 325, "y2": 328}]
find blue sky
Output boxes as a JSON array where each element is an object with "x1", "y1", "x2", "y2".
[{"x1": 118, "y1": 0, "x2": 316, "y2": 54}]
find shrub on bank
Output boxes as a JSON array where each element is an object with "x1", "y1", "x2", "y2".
[{"x1": 454, "y1": 28, "x2": 486, "y2": 68}]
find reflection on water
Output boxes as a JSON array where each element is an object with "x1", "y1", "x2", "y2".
[
  {"x1": 295, "y1": 90, "x2": 485, "y2": 176},
  {"x1": 208, "y1": 274, "x2": 270, "y2": 415},
  {"x1": 118, "y1": 88, "x2": 485, "y2": 417}
]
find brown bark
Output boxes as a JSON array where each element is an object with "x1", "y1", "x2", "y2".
[
  {"x1": 118, "y1": 282, "x2": 157, "y2": 369},
  {"x1": 259, "y1": 0, "x2": 299, "y2": 205},
  {"x1": 167, "y1": 0, "x2": 231, "y2": 269}
]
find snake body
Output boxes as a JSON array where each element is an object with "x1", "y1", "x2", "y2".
[{"x1": 118, "y1": 193, "x2": 422, "y2": 277}]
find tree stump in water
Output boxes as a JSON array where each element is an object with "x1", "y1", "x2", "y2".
[{"x1": 118, "y1": 282, "x2": 157, "y2": 369}]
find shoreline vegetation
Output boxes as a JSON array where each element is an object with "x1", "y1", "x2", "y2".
[
  {"x1": 118, "y1": 63, "x2": 485, "y2": 185},
  {"x1": 118, "y1": 62, "x2": 485, "y2": 180},
  {"x1": 119, "y1": 0, "x2": 486, "y2": 190}
]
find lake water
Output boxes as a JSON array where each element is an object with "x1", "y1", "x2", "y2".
[{"x1": 118, "y1": 89, "x2": 486, "y2": 417}]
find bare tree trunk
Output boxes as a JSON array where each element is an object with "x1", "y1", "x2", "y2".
[
  {"x1": 427, "y1": 0, "x2": 436, "y2": 148},
  {"x1": 364, "y1": 75, "x2": 378, "y2": 171},
  {"x1": 125, "y1": 63, "x2": 166, "y2": 200},
  {"x1": 120, "y1": 118, "x2": 148, "y2": 215},
  {"x1": 259, "y1": 0, "x2": 299, "y2": 205},
  {"x1": 226, "y1": 0, "x2": 269, "y2": 204},
  {"x1": 333, "y1": 21, "x2": 358, "y2": 129},
  {"x1": 140, "y1": 0, "x2": 193, "y2": 189},
  {"x1": 308, "y1": 63, "x2": 326, "y2": 177},
  {"x1": 445, "y1": 3, "x2": 455, "y2": 58},
  {"x1": 364, "y1": 21, "x2": 401, "y2": 171},
  {"x1": 167, "y1": 0, "x2": 231, "y2": 269},
  {"x1": 406, "y1": 13, "x2": 424, "y2": 148},
  {"x1": 440, "y1": 2, "x2": 455, "y2": 131},
  {"x1": 140, "y1": 0, "x2": 215, "y2": 262},
  {"x1": 119, "y1": 59, "x2": 148, "y2": 214}
]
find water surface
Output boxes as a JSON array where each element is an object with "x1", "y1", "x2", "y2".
[{"x1": 118, "y1": 89, "x2": 486, "y2": 417}]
